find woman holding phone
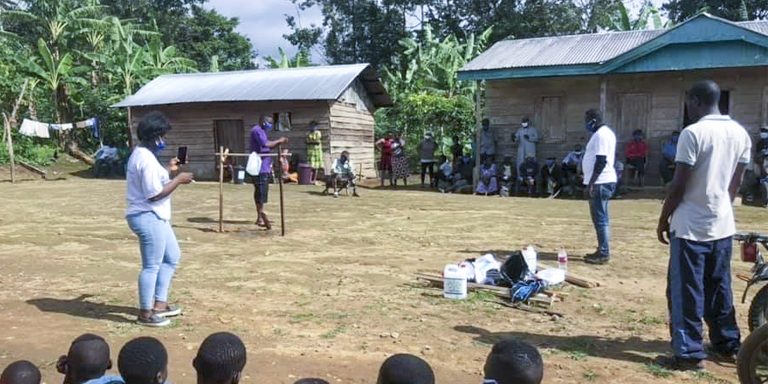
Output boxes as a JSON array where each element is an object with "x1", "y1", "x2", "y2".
[{"x1": 125, "y1": 111, "x2": 194, "y2": 327}]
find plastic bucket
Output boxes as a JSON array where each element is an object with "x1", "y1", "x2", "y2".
[
  {"x1": 233, "y1": 165, "x2": 246, "y2": 184},
  {"x1": 298, "y1": 163, "x2": 313, "y2": 185}
]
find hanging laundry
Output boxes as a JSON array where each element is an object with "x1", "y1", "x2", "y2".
[
  {"x1": 50, "y1": 123, "x2": 73, "y2": 131},
  {"x1": 75, "y1": 117, "x2": 100, "y2": 139},
  {"x1": 19, "y1": 118, "x2": 50, "y2": 138}
]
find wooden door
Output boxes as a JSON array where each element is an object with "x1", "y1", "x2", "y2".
[
  {"x1": 618, "y1": 93, "x2": 650, "y2": 142},
  {"x1": 214, "y1": 120, "x2": 244, "y2": 165},
  {"x1": 537, "y1": 96, "x2": 565, "y2": 142}
]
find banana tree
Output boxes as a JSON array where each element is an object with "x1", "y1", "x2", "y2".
[
  {"x1": 265, "y1": 47, "x2": 311, "y2": 69},
  {"x1": 145, "y1": 38, "x2": 196, "y2": 76},
  {"x1": 611, "y1": 2, "x2": 669, "y2": 31},
  {"x1": 23, "y1": 38, "x2": 85, "y2": 123}
]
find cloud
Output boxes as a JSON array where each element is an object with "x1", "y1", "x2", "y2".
[{"x1": 204, "y1": 0, "x2": 323, "y2": 62}]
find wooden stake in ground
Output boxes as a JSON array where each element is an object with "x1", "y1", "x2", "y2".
[
  {"x1": 277, "y1": 144, "x2": 286, "y2": 237},
  {"x1": 3, "y1": 114, "x2": 15, "y2": 183},
  {"x1": 218, "y1": 146, "x2": 226, "y2": 233}
]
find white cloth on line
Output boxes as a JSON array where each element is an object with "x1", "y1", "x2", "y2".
[
  {"x1": 19, "y1": 118, "x2": 50, "y2": 138},
  {"x1": 50, "y1": 123, "x2": 73, "y2": 131}
]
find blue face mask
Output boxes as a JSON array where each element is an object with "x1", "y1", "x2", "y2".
[
  {"x1": 151, "y1": 138, "x2": 166, "y2": 156},
  {"x1": 585, "y1": 120, "x2": 596, "y2": 133},
  {"x1": 263, "y1": 122, "x2": 273, "y2": 131},
  {"x1": 671, "y1": 137, "x2": 679, "y2": 144}
]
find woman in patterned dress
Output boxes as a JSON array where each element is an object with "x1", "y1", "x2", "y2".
[
  {"x1": 391, "y1": 132, "x2": 410, "y2": 187},
  {"x1": 306, "y1": 121, "x2": 323, "y2": 182}
]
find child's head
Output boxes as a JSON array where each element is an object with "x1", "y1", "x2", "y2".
[
  {"x1": 293, "y1": 379, "x2": 330, "y2": 384},
  {"x1": 118, "y1": 337, "x2": 168, "y2": 384},
  {"x1": 193, "y1": 332, "x2": 247, "y2": 384},
  {"x1": 376, "y1": 354, "x2": 435, "y2": 384},
  {"x1": 0, "y1": 361, "x2": 41, "y2": 384},
  {"x1": 57, "y1": 334, "x2": 112, "y2": 384},
  {"x1": 483, "y1": 339, "x2": 543, "y2": 384}
]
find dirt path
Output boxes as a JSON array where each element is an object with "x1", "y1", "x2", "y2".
[{"x1": 0, "y1": 178, "x2": 762, "y2": 383}]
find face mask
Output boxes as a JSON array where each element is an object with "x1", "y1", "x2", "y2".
[
  {"x1": 522, "y1": 122, "x2": 529, "y2": 128},
  {"x1": 575, "y1": 151, "x2": 582, "y2": 156},
  {"x1": 671, "y1": 137, "x2": 679, "y2": 143},
  {"x1": 761, "y1": 132, "x2": 768, "y2": 139},
  {"x1": 585, "y1": 120, "x2": 596, "y2": 133},
  {"x1": 309, "y1": 126, "x2": 317, "y2": 132},
  {"x1": 341, "y1": 155, "x2": 348, "y2": 162},
  {"x1": 546, "y1": 159, "x2": 554, "y2": 167},
  {"x1": 263, "y1": 122, "x2": 273, "y2": 131},
  {"x1": 151, "y1": 138, "x2": 166, "y2": 156},
  {"x1": 633, "y1": 135, "x2": 642, "y2": 141}
]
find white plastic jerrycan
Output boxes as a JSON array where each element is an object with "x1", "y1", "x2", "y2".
[{"x1": 443, "y1": 264, "x2": 468, "y2": 300}]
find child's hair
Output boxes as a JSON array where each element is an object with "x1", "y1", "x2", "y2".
[
  {"x1": 118, "y1": 337, "x2": 168, "y2": 384},
  {"x1": 0, "y1": 361, "x2": 41, "y2": 384},
  {"x1": 293, "y1": 379, "x2": 330, "y2": 384},
  {"x1": 483, "y1": 339, "x2": 543, "y2": 384},
  {"x1": 66, "y1": 334, "x2": 112, "y2": 381},
  {"x1": 194, "y1": 332, "x2": 247, "y2": 384},
  {"x1": 376, "y1": 354, "x2": 435, "y2": 384}
]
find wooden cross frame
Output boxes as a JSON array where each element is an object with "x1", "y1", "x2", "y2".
[{"x1": 214, "y1": 146, "x2": 290, "y2": 236}]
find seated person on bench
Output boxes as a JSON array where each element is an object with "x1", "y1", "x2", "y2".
[
  {"x1": 659, "y1": 131, "x2": 679, "y2": 186},
  {"x1": 560, "y1": 144, "x2": 583, "y2": 195},
  {"x1": 475, "y1": 157, "x2": 499, "y2": 195},
  {"x1": 540, "y1": 157, "x2": 563, "y2": 197},
  {"x1": 330, "y1": 150, "x2": 358, "y2": 197},
  {"x1": 450, "y1": 155, "x2": 474, "y2": 194},
  {"x1": 499, "y1": 157, "x2": 515, "y2": 197},
  {"x1": 518, "y1": 156, "x2": 538, "y2": 196},
  {"x1": 280, "y1": 148, "x2": 299, "y2": 183},
  {"x1": 93, "y1": 142, "x2": 120, "y2": 177},
  {"x1": 624, "y1": 129, "x2": 648, "y2": 187},
  {"x1": 437, "y1": 155, "x2": 453, "y2": 193}
]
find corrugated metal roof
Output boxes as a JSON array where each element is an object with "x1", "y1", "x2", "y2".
[
  {"x1": 462, "y1": 30, "x2": 665, "y2": 71},
  {"x1": 461, "y1": 19, "x2": 768, "y2": 72},
  {"x1": 113, "y1": 63, "x2": 393, "y2": 108},
  {"x1": 741, "y1": 20, "x2": 768, "y2": 36}
]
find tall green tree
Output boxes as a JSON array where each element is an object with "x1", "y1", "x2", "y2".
[
  {"x1": 663, "y1": 0, "x2": 767, "y2": 22},
  {"x1": 609, "y1": 2, "x2": 667, "y2": 31}
]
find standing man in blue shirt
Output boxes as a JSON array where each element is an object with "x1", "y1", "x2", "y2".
[
  {"x1": 660, "y1": 131, "x2": 680, "y2": 185},
  {"x1": 250, "y1": 115, "x2": 287, "y2": 230}
]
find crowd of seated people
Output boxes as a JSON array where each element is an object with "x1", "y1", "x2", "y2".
[{"x1": 0, "y1": 333, "x2": 543, "y2": 384}]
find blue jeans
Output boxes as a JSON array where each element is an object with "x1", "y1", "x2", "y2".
[
  {"x1": 667, "y1": 236, "x2": 740, "y2": 360},
  {"x1": 588, "y1": 183, "x2": 615, "y2": 257},
  {"x1": 126, "y1": 212, "x2": 180, "y2": 310}
]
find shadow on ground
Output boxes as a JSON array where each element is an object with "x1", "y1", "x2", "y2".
[
  {"x1": 455, "y1": 325, "x2": 667, "y2": 365},
  {"x1": 27, "y1": 294, "x2": 135, "y2": 323}
]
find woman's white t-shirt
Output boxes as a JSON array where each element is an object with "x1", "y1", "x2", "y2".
[{"x1": 125, "y1": 147, "x2": 172, "y2": 220}]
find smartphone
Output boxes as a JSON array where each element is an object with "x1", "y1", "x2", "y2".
[{"x1": 177, "y1": 146, "x2": 188, "y2": 165}]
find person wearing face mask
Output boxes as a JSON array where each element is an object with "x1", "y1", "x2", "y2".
[
  {"x1": 582, "y1": 109, "x2": 617, "y2": 265},
  {"x1": 513, "y1": 117, "x2": 540, "y2": 178},
  {"x1": 305, "y1": 121, "x2": 323, "y2": 183},
  {"x1": 418, "y1": 132, "x2": 438, "y2": 188},
  {"x1": 561, "y1": 144, "x2": 583, "y2": 193},
  {"x1": 479, "y1": 118, "x2": 497, "y2": 164},
  {"x1": 125, "y1": 111, "x2": 194, "y2": 327},
  {"x1": 250, "y1": 115, "x2": 288, "y2": 230},
  {"x1": 624, "y1": 129, "x2": 649, "y2": 187},
  {"x1": 660, "y1": 131, "x2": 680, "y2": 185}
]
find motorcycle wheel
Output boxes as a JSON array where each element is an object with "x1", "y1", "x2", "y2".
[
  {"x1": 748, "y1": 284, "x2": 768, "y2": 332},
  {"x1": 738, "y1": 323, "x2": 768, "y2": 383}
]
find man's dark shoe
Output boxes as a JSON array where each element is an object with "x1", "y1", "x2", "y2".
[
  {"x1": 653, "y1": 355, "x2": 704, "y2": 371},
  {"x1": 705, "y1": 344, "x2": 738, "y2": 363},
  {"x1": 584, "y1": 253, "x2": 610, "y2": 265}
]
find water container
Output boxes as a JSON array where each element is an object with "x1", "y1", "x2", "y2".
[
  {"x1": 298, "y1": 163, "x2": 313, "y2": 185},
  {"x1": 558, "y1": 247, "x2": 568, "y2": 271},
  {"x1": 233, "y1": 165, "x2": 246, "y2": 185},
  {"x1": 443, "y1": 264, "x2": 467, "y2": 300}
]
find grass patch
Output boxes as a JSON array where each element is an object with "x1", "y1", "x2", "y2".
[
  {"x1": 320, "y1": 326, "x2": 347, "y2": 339},
  {"x1": 644, "y1": 363, "x2": 674, "y2": 378},
  {"x1": 466, "y1": 290, "x2": 498, "y2": 303},
  {"x1": 692, "y1": 371, "x2": 730, "y2": 383},
  {"x1": 289, "y1": 313, "x2": 315, "y2": 324},
  {"x1": 582, "y1": 369, "x2": 598, "y2": 381},
  {"x1": 568, "y1": 350, "x2": 588, "y2": 361}
]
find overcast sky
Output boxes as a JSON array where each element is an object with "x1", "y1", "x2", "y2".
[{"x1": 204, "y1": 0, "x2": 323, "y2": 64}]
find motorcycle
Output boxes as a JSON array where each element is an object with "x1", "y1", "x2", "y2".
[{"x1": 734, "y1": 232, "x2": 768, "y2": 383}]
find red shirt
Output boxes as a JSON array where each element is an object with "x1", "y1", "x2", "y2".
[{"x1": 625, "y1": 140, "x2": 648, "y2": 159}]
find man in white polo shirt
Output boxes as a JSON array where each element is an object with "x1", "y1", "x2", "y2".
[
  {"x1": 582, "y1": 109, "x2": 617, "y2": 265},
  {"x1": 656, "y1": 80, "x2": 751, "y2": 371}
]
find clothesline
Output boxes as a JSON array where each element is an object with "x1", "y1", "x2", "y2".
[{"x1": 18, "y1": 117, "x2": 100, "y2": 140}]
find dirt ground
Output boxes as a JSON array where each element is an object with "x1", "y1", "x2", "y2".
[{"x1": 0, "y1": 173, "x2": 765, "y2": 383}]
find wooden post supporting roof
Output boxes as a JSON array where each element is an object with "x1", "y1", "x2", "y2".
[{"x1": 473, "y1": 80, "x2": 482, "y2": 190}]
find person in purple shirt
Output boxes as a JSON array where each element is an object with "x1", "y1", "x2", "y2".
[{"x1": 250, "y1": 115, "x2": 287, "y2": 230}]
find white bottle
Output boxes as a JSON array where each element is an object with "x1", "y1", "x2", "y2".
[
  {"x1": 558, "y1": 247, "x2": 568, "y2": 271},
  {"x1": 443, "y1": 264, "x2": 467, "y2": 300}
]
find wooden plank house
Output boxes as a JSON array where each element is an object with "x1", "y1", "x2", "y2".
[
  {"x1": 459, "y1": 13, "x2": 768, "y2": 184},
  {"x1": 114, "y1": 64, "x2": 392, "y2": 180}
]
